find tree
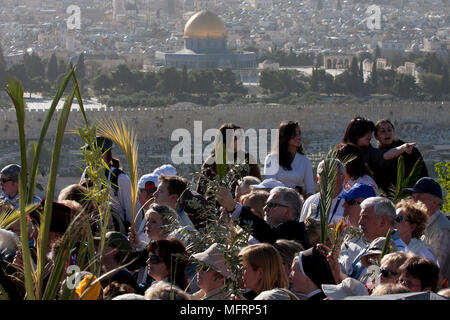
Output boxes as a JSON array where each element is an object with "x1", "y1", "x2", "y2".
[
  {"x1": 347, "y1": 57, "x2": 361, "y2": 95},
  {"x1": 260, "y1": 70, "x2": 283, "y2": 94},
  {"x1": 389, "y1": 51, "x2": 405, "y2": 68},
  {"x1": 441, "y1": 68, "x2": 449, "y2": 95},
  {"x1": 92, "y1": 74, "x2": 112, "y2": 94},
  {"x1": 393, "y1": 73, "x2": 417, "y2": 98},
  {"x1": 189, "y1": 69, "x2": 215, "y2": 95},
  {"x1": 419, "y1": 73, "x2": 443, "y2": 96},
  {"x1": 375, "y1": 45, "x2": 381, "y2": 59},
  {"x1": 181, "y1": 65, "x2": 188, "y2": 93},
  {"x1": 142, "y1": 72, "x2": 158, "y2": 93},
  {"x1": 47, "y1": 53, "x2": 58, "y2": 84},
  {"x1": 111, "y1": 64, "x2": 135, "y2": 91},
  {"x1": 57, "y1": 58, "x2": 69, "y2": 77},
  {"x1": 24, "y1": 52, "x2": 45, "y2": 79},
  {"x1": 310, "y1": 67, "x2": 319, "y2": 92},
  {"x1": 156, "y1": 67, "x2": 182, "y2": 96},
  {"x1": 371, "y1": 61, "x2": 378, "y2": 92},
  {"x1": 75, "y1": 53, "x2": 86, "y2": 80}
]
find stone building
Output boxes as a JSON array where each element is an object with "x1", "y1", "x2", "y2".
[{"x1": 155, "y1": 10, "x2": 258, "y2": 82}]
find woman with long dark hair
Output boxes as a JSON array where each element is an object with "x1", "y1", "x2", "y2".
[
  {"x1": 264, "y1": 121, "x2": 314, "y2": 199},
  {"x1": 197, "y1": 123, "x2": 262, "y2": 195},
  {"x1": 146, "y1": 238, "x2": 189, "y2": 291},
  {"x1": 337, "y1": 117, "x2": 416, "y2": 191}
]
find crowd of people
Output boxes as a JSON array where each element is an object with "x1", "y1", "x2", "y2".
[{"x1": 0, "y1": 116, "x2": 448, "y2": 301}]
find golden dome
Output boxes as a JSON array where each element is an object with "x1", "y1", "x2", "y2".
[{"x1": 184, "y1": 10, "x2": 227, "y2": 39}]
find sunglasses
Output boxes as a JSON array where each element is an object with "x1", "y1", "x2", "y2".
[
  {"x1": 394, "y1": 215, "x2": 405, "y2": 223},
  {"x1": 265, "y1": 202, "x2": 289, "y2": 209},
  {"x1": 380, "y1": 268, "x2": 398, "y2": 278},
  {"x1": 0, "y1": 178, "x2": 12, "y2": 184},
  {"x1": 148, "y1": 254, "x2": 165, "y2": 265},
  {"x1": 345, "y1": 199, "x2": 362, "y2": 206}
]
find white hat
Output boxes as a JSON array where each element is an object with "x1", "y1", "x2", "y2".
[
  {"x1": 192, "y1": 243, "x2": 231, "y2": 279},
  {"x1": 137, "y1": 173, "x2": 159, "y2": 190},
  {"x1": 112, "y1": 293, "x2": 146, "y2": 300},
  {"x1": 321, "y1": 277, "x2": 369, "y2": 300},
  {"x1": 152, "y1": 164, "x2": 177, "y2": 177},
  {"x1": 250, "y1": 178, "x2": 284, "y2": 190}
]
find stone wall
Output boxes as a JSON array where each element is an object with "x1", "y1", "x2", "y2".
[{"x1": 0, "y1": 102, "x2": 448, "y2": 197}]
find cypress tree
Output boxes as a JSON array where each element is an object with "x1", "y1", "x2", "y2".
[{"x1": 47, "y1": 53, "x2": 58, "y2": 84}]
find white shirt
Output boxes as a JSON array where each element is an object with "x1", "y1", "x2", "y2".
[
  {"x1": 264, "y1": 152, "x2": 315, "y2": 195},
  {"x1": 406, "y1": 238, "x2": 437, "y2": 263},
  {"x1": 299, "y1": 189, "x2": 345, "y2": 224}
]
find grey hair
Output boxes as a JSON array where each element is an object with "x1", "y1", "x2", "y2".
[
  {"x1": 144, "y1": 281, "x2": 190, "y2": 300},
  {"x1": 361, "y1": 197, "x2": 396, "y2": 227},
  {"x1": 317, "y1": 159, "x2": 345, "y2": 176},
  {"x1": 0, "y1": 164, "x2": 21, "y2": 182},
  {"x1": 270, "y1": 186, "x2": 303, "y2": 220},
  {"x1": 239, "y1": 176, "x2": 261, "y2": 189},
  {"x1": 0, "y1": 228, "x2": 18, "y2": 251}
]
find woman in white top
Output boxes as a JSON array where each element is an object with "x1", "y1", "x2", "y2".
[
  {"x1": 394, "y1": 199, "x2": 437, "y2": 263},
  {"x1": 264, "y1": 121, "x2": 314, "y2": 199}
]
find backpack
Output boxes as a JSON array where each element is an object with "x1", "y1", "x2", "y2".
[{"x1": 107, "y1": 167, "x2": 124, "y2": 197}]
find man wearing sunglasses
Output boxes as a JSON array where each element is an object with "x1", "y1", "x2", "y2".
[
  {"x1": 0, "y1": 164, "x2": 41, "y2": 209},
  {"x1": 217, "y1": 186, "x2": 310, "y2": 249}
]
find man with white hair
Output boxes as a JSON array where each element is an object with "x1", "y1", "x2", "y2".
[
  {"x1": 299, "y1": 159, "x2": 346, "y2": 224},
  {"x1": 337, "y1": 197, "x2": 407, "y2": 281},
  {"x1": 217, "y1": 186, "x2": 310, "y2": 249}
]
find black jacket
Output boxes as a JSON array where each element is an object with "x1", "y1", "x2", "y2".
[
  {"x1": 374, "y1": 139, "x2": 428, "y2": 195},
  {"x1": 237, "y1": 206, "x2": 311, "y2": 249}
]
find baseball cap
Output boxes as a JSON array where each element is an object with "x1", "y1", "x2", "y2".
[
  {"x1": 403, "y1": 177, "x2": 443, "y2": 200},
  {"x1": 0, "y1": 164, "x2": 21, "y2": 182},
  {"x1": 339, "y1": 183, "x2": 376, "y2": 200},
  {"x1": 152, "y1": 164, "x2": 177, "y2": 177},
  {"x1": 138, "y1": 173, "x2": 159, "y2": 190},
  {"x1": 250, "y1": 178, "x2": 285, "y2": 190}
]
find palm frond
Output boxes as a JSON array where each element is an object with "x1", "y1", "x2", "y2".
[
  {"x1": 5, "y1": 78, "x2": 35, "y2": 300},
  {"x1": 96, "y1": 119, "x2": 139, "y2": 229},
  {"x1": 35, "y1": 87, "x2": 77, "y2": 299}
]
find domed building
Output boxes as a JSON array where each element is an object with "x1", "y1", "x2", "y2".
[{"x1": 155, "y1": 10, "x2": 257, "y2": 81}]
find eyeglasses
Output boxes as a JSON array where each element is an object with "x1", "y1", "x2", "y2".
[
  {"x1": 394, "y1": 215, "x2": 405, "y2": 223},
  {"x1": 0, "y1": 178, "x2": 12, "y2": 184},
  {"x1": 265, "y1": 202, "x2": 289, "y2": 209},
  {"x1": 148, "y1": 254, "x2": 165, "y2": 265},
  {"x1": 380, "y1": 268, "x2": 398, "y2": 278},
  {"x1": 344, "y1": 199, "x2": 362, "y2": 206}
]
